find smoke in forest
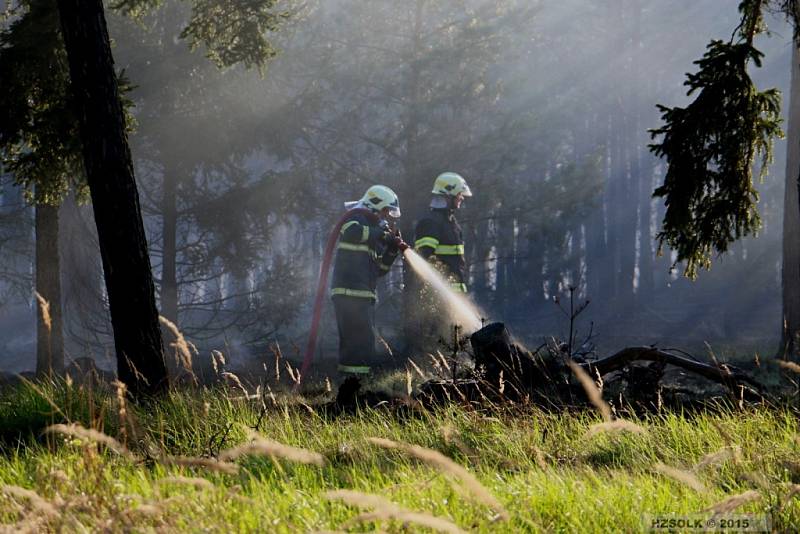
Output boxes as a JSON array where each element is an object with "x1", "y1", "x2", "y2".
[{"x1": 0, "y1": 0, "x2": 793, "y2": 373}]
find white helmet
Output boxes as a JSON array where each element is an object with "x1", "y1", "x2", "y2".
[
  {"x1": 357, "y1": 185, "x2": 401, "y2": 217},
  {"x1": 432, "y1": 172, "x2": 472, "y2": 197}
]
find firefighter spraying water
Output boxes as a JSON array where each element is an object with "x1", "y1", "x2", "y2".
[
  {"x1": 408, "y1": 172, "x2": 479, "y2": 351},
  {"x1": 299, "y1": 179, "x2": 484, "y2": 386},
  {"x1": 298, "y1": 186, "x2": 407, "y2": 383}
]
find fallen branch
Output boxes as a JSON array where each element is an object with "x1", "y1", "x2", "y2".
[{"x1": 580, "y1": 347, "x2": 764, "y2": 394}]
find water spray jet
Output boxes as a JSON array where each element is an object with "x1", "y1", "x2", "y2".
[{"x1": 402, "y1": 249, "x2": 484, "y2": 334}]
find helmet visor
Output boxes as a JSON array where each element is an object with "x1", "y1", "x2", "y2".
[{"x1": 460, "y1": 183, "x2": 473, "y2": 197}]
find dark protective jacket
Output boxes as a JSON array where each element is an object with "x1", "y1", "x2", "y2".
[
  {"x1": 331, "y1": 210, "x2": 398, "y2": 301},
  {"x1": 414, "y1": 208, "x2": 467, "y2": 292}
]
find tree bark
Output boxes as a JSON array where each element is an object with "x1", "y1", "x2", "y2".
[
  {"x1": 631, "y1": 0, "x2": 654, "y2": 305},
  {"x1": 401, "y1": 0, "x2": 427, "y2": 346},
  {"x1": 637, "y1": 158, "x2": 656, "y2": 302},
  {"x1": 524, "y1": 226, "x2": 545, "y2": 307},
  {"x1": 607, "y1": 111, "x2": 623, "y2": 302},
  {"x1": 161, "y1": 168, "x2": 178, "y2": 325},
  {"x1": 35, "y1": 203, "x2": 64, "y2": 377},
  {"x1": 618, "y1": 113, "x2": 637, "y2": 303},
  {"x1": 782, "y1": 42, "x2": 800, "y2": 359},
  {"x1": 55, "y1": 0, "x2": 167, "y2": 396},
  {"x1": 585, "y1": 112, "x2": 607, "y2": 305}
]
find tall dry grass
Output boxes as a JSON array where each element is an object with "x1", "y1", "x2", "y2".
[
  {"x1": 653, "y1": 462, "x2": 707, "y2": 493},
  {"x1": 704, "y1": 490, "x2": 761, "y2": 514},
  {"x1": 693, "y1": 446, "x2": 741, "y2": 472},
  {"x1": 776, "y1": 360, "x2": 800, "y2": 374},
  {"x1": 161, "y1": 456, "x2": 239, "y2": 475},
  {"x1": 156, "y1": 476, "x2": 215, "y2": 491},
  {"x1": 325, "y1": 489, "x2": 466, "y2": 534},
  {"x1": 34, "y1": 292, "x2": 51, "y2": 334},
  {"x1": 112, "y1": 380, "x2": 132, "y2": 446},
  {"x1": 221, "y1": 372, "x2": 248, "y2": 395},
  {"x1": 586, "y1": 419, "x2": 645, "y2": 437},
  {"x1": 44, "y1": 423, "x2": 133, "y2": 458},
  {"x1": 210, "y1": 350, "x2": 226, "y2": 374},
  {"x1": 367, "y1": 437, "x2": 508, "y2": 519},
  {"x1": 219, "y1": 431, "x2": 324, "y2": 466},
  {"x1": 159, "y1": 316, "x2": 197, "y2": 383},
  {"x1": 566, "y1": 359, "x2": 612, "y2": 421},
  {"x1": 0, "y1": 485, "x2": 58, "y2": 517}
]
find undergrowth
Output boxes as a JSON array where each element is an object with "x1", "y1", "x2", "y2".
[{"x1": 0, "y1": 380, "x2": 797, "y2": 532}]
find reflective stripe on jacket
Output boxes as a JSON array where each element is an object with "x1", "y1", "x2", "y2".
[
  {"x1": 331, "y1": 211, "x2": 398, "y2": 300},
  {"x1": 414, "y1": 208, "x2": 467, "y2": 291}
]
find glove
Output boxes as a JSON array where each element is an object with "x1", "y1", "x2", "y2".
[
  {"x1": 370, "y1": 221, "x2": 390, "y2": 243},
  {"x1": 386, "y1": 229, "x2": 402, "y2": 253}
]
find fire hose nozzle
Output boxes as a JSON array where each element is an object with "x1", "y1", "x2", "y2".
[{"x1": 384, "y1": 228, "x2": 409, "y2": 252}]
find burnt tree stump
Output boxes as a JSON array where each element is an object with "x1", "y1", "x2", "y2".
[{"x1": 416, "y1": 322, "x2": 767, "y2": 408}]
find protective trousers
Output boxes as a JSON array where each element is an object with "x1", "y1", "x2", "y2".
[{"x1": 333, "y1": 296, "x2": 376, "y2": 374}]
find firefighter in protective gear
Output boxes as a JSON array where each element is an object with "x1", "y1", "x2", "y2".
[
  {"x1": 414, "y1": 172, "x2": 472, "y2": 293},
  {"x1": 331, "y1": 185, "x2": 402, "y2": 376}
]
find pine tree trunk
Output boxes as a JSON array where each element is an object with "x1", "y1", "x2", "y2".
[
  {"x1": 781, "y1": 42, "x2": 800, "y2": 359},
  {"x1": 584, "y1": 112, "x2": 607, "y2": 305},
  {"x1": 472, "y1": 220, "x2": 490, "y2": 302},
  {"x1": 401, "y1": 0, "x2": 426, "y2": 346},
  {"x1": 161, "y1": 170, "x2": 178, "y2": 325},
  {"x1": 632, "y1": 0, "x2": 654, "y2": 305},
  {"x1": 524, "y1": 227, "x2": 545, "y2": 308},
  {"x1": 607, "y1": 112, "x2": 623, "y2": 302},
  {"x1": 35, "y1": 203, "x2": 64, "y2": 377},
  {"x1": 637, "y1": 157, "x2": 655, "y2": 302},
  {"x1": 617, "y1": 3, "x2": 637, "y2": 305},
  {"x1": 55, "y1": 0, "x2": 167, "y2": 396},
  {"x1": 619, "y1": 119, "x2": 637, "y2": 303}
]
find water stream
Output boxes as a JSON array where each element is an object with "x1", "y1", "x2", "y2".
[{"x1": 402, "y1": 249, "x2": 484, "y2": 334}]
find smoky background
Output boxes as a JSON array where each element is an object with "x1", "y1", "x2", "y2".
[{"x1": 0, "y1": 0, "x2": 792, "y2": 374}]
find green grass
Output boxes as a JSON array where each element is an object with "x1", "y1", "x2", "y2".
[{"x1": 0, "y1": 381, "x2": 798, "y2": 532}]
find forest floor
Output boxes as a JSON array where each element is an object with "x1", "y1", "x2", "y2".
[{"x1": 0, "y1": 379, "x2": 798, "y2": 533}]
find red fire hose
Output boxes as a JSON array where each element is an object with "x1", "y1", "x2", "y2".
[{"x1": 296, "y1": 208, "x2": 380, "y2": 386}]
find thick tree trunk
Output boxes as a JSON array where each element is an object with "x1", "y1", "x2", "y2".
[
  {"x1": 782, "y1": 43, "x2": 800, "y2": 359},
  {"x1": 56, "y1": 0, "x2": 167, "y2": 396},
  {"x1": 35, "y1": 203, "x2": 64, "y2": 377}
]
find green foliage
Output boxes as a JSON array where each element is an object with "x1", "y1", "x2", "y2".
[
  {"x1": 649, "y1": 1, "x2": 783, "y2": 279},
  {"x1": 0, "y1": 0, "x2": 139, "y2": 206},
  {"x1": 650, "y1": 41, "x2": 782, "y2": 278},
  {"x1": 0, "y1": 0, "x2": 83, "y2": 205},
  {"x1": 1, "y1": 0, "x2": 285, "y2": 209},
  {"x1": 0, "y1": 380, "x2": 113, "y2": 445},
  {"x1": 180, "y1": 0, "x2": 286, "y2": 70},
  {"x1": 114, "y1": 0, "x2": 286, "y2": 70}
]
